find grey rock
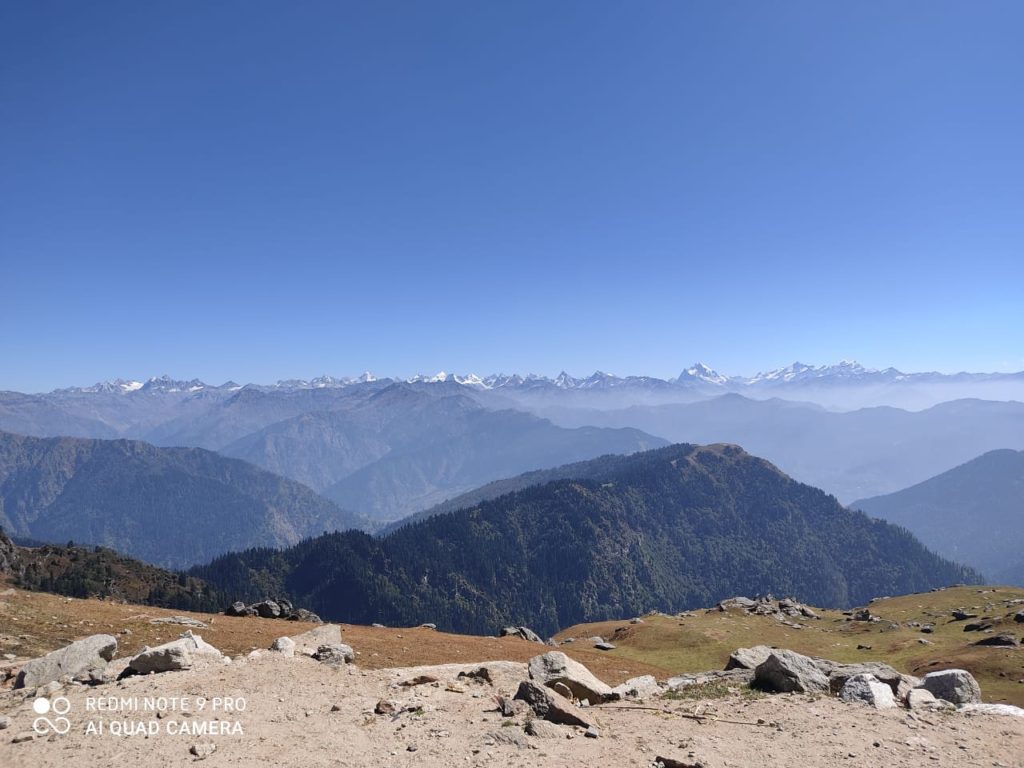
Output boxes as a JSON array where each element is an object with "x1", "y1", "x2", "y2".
[
  {"x1": 906, "y1": 688, "x2": 954, "y2": 712},
  {"x1": 718, "y1": 596, "x2": 756, "y2": 611},
  {"x1": 594, "y1": 642, "x2": 616, "y2": 651},
  {"x1": 269, "y1": 637, "x2": 296, "y2": 657},
  {"x1": 525, "y1": 719, "x2": 564, "y2": 738},
  {"x1": 15, "y1": 634, "x2": 117, "y2": 689},
  {"x1": 128, "y1": 631, "x2": 221, "y2": 675},
  {"x1": 420, "y1": 623, "x2": 437, "y2": 630},
  {"x1": 527, "y1": 651, "x2": 613, "y2": 705},
  {"x1": 725, "y1": 645, "x2": 774, "y2": 671},
  {"x1": 253, "y1": 600, "x2": 282, "y2": 619},
  {"x1": 225, "y1": 601, "x2": 248, "y2": 616},
  {"x1": 0, "y1": 715, "x2": 10, "y2": 730},
  {"x1": 290, "y1": 624, "x2": 343, "y2": 655},
  {"x1": 822, "y1": 661, "x2": 904, "y2": 696},
  {"x1": 312, "y1": 643, "x2": 354, "y2": 666},
  {"x1": 584, "y1": 725, "x2": 600, "y2": 738},
  {"x1": 500, "y1": 626, "x2": 544, "y2": 643},
  {"x1": 753, "y1": 649, "x2": 829, "y2": 693},
  {"x1": 952, "y1": 609, "x2": 978, "y2": 621},
  {"x1": 839, "y1": 674, "x2": 897, "y2": 709},
  {"x1": 286, "y1": 608, "x2": 322, "y2": 623},
  {"x1": 1014, "y1": 611, "x2": 1024, "y2": 624},
  {"x1": 485, "y1": 729, "x2": 531, "y2": 749},
  {"x1": 667, "y1": 668, "x2": 754, "y2": 690},
  {"x1": 514, "y1": 680, "x2": 593, "y2": 727},
  {"x1": 610, "y1": 675, "x2": 661, "y2": 700},
  {"x1": 973, "y1": 634, "x2": 1019, "y2": 647},
  {"x1": 958, "y1": 703, "x2": 1024, "y2": 717},
  {"x1": 920, "y1": 669, "x2": 982, "y2": 705},
  {"x1": 189, "y1": 743, "x2": 216, "y2": 758}
]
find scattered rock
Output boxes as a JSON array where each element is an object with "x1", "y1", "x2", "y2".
[
  {"x1": 500, "y1": 626, "x2": 543, "y2": 643},
  {"x1": 667, "y1": 668, "x2": 754, "y2": 690},
  {"x1": 753, "y1": 649, "x2": 829, "y2": 693},
  {"x1": 584, "y1": 725, "x2": 600, "y2": 738},
  {"x1": 269, "y1": 637, "x2": 296, "y2": 657},
  {"x1": 312, "y1": 643, "x2": 354, "y2": 666},
  {"x1": 839, "y1": 674, "x2": 896, "y2": 709},
  {"x1": 920, "y1": 669, "x2": 982, "y2": 705},
  {"x1": 374, "y1": 699, "x2": 396, "y2": 715},
  {"x1": 420, "y1": 623, "x2": 437, "y2": 630},
  {"x1": 973, "y1": 634, "x2": 1019, "y2": 647},
  {"x1": 457, "y1": 667, "x2": 493, "y2": 685},
  {"x1": 594, "y1": 642, "x2": 616, "y2": 651},
  {"x1": 0, "y1": 716, "x2": 9, "y2": 730},
  {"x1": 907, "y1": 688, "x2": 954, "y2": 712},
  {"x1": 400, "y1": 675, "x2": 439, "y2": 687},
  {"x1": 952, "y1": 609, "x2": 978, "y2": 621},
  {"x1": 1014, "y1": 611, "x2": 1024, "y2": 624},
  {"x1": 286, "y1": 608, "x2": 322, "y2": 623},
  {"x1": 11, "y1": 732, "x2": 36, "y2": 744},
  {"x1": 15, "y1": 634, "x2": 117, "y2": 689},
  {"x1": 128, "y1": 631, "x2": 221, "y2": 675},
  {"x1": 963, "y1": 621, "x2": 993, "y2": 632},
  {"x1": 527, "y1": 651, "x2": 613, "y2": 704}
]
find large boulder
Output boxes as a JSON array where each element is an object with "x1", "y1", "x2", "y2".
[
  {"x1": 753, "y1": 649, "x2": 829, "y2": 693},
  {"x1": 527, "y1": 651, "x2": 613, "y2": 705},
  {"x1": 919, "y1": 669, "x2": 982, "y2": 705},
  {"x1": 500, "y1": 626, "x2": 544, "y2": 643},
  {"x1": 725, "y1": 645, "x2": 774, "y2": 671},
  {"x1": 253, "y1": 600, "x2": 282, "y2": 619},
  {"x1": 291, "y1": 625, "x2": 343, "y2": 656},
  {"x1": 269, "y1": 637, "x2": 296, "y2": 657},
  {"x1": 128, "y1": 631, "x2": 222, "y2": 675},
  {"x1": 839, "y1": 674, "x2": 897, "y2": 709},
  {"x1": 15, "y1": 635, "x2": 117, "y2": 689},
  {"x1": 514, "y1": 680, "x2": 593, "y2": 727}
]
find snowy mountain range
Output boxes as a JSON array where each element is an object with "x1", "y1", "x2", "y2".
[{"x1": 46, "y1": 361, "x2": 1023, "y2": 399}]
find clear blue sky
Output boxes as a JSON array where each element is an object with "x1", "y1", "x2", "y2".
[{"x1": 2, "y1": 2, "x2": 1022, "y2": 392}]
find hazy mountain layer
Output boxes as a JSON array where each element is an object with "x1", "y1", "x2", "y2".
[
  {"x1": 852, "y1": 449, "x2": 1024, "y2": 583},
  {"x1": 0, "y1": 431, "x2": 369, "y2": 568}
]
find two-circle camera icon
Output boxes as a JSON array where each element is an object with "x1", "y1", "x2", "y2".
[{"x1": 32, "y1": 696, "x2": 71, "y2": 735}]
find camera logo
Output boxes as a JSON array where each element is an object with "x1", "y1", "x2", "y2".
[{"x1": 32, "y1": 697, "x2": 71, "y2": 735}]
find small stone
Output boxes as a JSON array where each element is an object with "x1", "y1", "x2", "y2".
[
  {"x1": 189, "y1": 743, "x2": 216, "y2": 758},
  {"x1": 375, "y1": 699, "x2": 396, "y2": 715},
  {"x1": 269, "y1": 637, "x2": 296, "y2": 657},
  {"x1": 407, "y1": 744, "x2": 418, "y2": 752},
  {"x1": 330, "y1": 703, "x2": 342, "y2": 712},
  {"x1": 11, "y1": 732, "x2": 36, "y2": 744},
  {"x1": 0, "y1": 716, "x2": 10, "y2": 730},
  {"x1": 584, "y1": 726, "x2": 600, "y2": 738}
]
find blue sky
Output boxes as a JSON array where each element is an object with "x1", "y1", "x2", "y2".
[{"x1": 2, "y1": 2, "x2": 1022, "y2": 392}]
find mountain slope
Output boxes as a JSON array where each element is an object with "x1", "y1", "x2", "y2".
[
  {"x1": 222, "y1": 387, "x2": 667, "y2": 520},
  {"x1": 0, "y1": 431, "x2": 370, "y2": 568},
  {"x1": 192, "y1": 444, "x2": 980, "y2": 635},
  {"x1": 852, "y1": 449, "x2": 1024, "y2": 583}
]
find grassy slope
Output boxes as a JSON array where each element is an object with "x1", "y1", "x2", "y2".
[
  {"x1": 555, "y1": 585, "x2": 1024, "y2": 706},
  {"x1": 3, "y1": 580, "x2": 1020, "y2": 705}
]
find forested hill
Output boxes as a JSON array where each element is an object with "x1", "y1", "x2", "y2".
[
  {"x1": 0, "y1": 430, "x2": 369, "y2": 568},
  {"x1": 192, "y1": 443, "x2": 981, "y2": 636}
]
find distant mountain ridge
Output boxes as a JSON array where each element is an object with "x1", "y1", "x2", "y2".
[
  {"x1": 852, "y1": 449, "x2": 1024, "y2": 585},
  {"x1": 192, "y1": 444, "x2": 981, "y2": 636},
  {"x1": 29, "y1": 360, "x2": 1024, "y2": 398},
  {"x1": 0, "y1": 431, "x2": 370, "y2": 568}
]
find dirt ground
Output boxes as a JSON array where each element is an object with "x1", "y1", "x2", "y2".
[{"x1": 1, "y1": 650, "x2": 1022, "y2": 768}]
